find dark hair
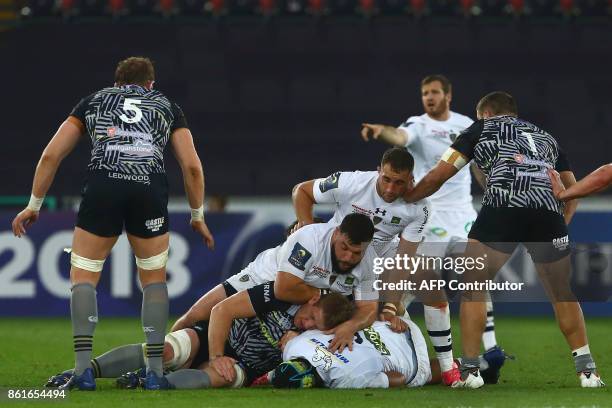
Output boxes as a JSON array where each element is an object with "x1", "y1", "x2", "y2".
[
  {"x1": 339, "y1": 213, "x2": 374, "y2": 245},
  {"x1": 477, "y1": 91, "x2": 518, "y2": 117},
  {"x1": 316, "y1": 293, "x2": 355, "y2": 330},
  {"x1": 285, "y1": 217, "x2": 326, "y2": 238},
  {"x1": 421, "y1": 74, "x2": 452, "y2": 94},
  {"x1": 115, "y1": 57, "x2": 155, "y2": 86},
  {"x1": 381, "y1": 147, "x2": 415, "y2": 173}
]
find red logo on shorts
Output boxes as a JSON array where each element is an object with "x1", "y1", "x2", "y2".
[
  {"x1": 514, "y1": 154, "x2": 525, "y2": 164},
  {"x1": 107, "y1": 127, "x2": 117, "y2": 137}
]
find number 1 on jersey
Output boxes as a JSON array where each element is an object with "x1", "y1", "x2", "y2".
[
  {"x1": 523, "y1": 131, "x2": 539, "y2": 156},
  {"x1": 119, "y1": 98, "x2": 143, "y2": 124}
]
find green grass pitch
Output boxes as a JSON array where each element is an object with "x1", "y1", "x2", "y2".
[{"x1": 0, "y1": 316, "x2": 610, "y2": 407}]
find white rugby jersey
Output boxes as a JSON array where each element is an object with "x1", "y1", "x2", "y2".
[
  {"x1": 234, "y1": 223, "x2": 378, "y2": 301},
  {"x1": 283, "y1": 321, "x2": 423, "y2": 388},
  {"x1": 398, "y1": 111, "x2": 474, "y2": 211},
  {"x1": 313, "y1": 171, "x2": 430, "y2": 251},
  {"x1": 282, "y1": 328, "x2": 388, "y2": 388}
]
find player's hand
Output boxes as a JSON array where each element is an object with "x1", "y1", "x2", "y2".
[
  {"x1": 361, "y1": 123, "x2": 384, "y2": 142},
  {"x1": 547, "y1": 169, "x2": 565, "y2": 200},
  {"x1": 191, "y1": 220, "x2": 215, "y2": 250},
  {"x1": 379, "y1": 312, "x2": 409, "y2": 333},
  {"x1": 11, "y1": 208, "x2": 39, "y2": 238},
  {"x1": 210, "y1": 355, "x2": 237, "y2": 383},
  {"x1": 278, "y1": 330, "x2": 300, "y2": 352},
  {"x1": 325, "y1": 321, "x2": 355, "y2": 353},
  {"x1": 289, "y1": 220, "x2": 312, "y2": 236}
]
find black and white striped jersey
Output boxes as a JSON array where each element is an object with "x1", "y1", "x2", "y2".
[
  {"x1": 451, "y1": 115, "x2": 570, "y2": 214},
  {"x1": 69, "y1": 85, "x2": 188, "y2": 175},
  {"x1": 228, "y1": 306, "x2": 299, "y2": 375}
]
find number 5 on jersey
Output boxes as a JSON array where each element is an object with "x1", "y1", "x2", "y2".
[{"x1": 119, "y1": 98, "x2": 143, "y2": 123}]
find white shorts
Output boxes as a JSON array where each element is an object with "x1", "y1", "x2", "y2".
[
  {"x1": 418, "y1": 208, "x2": 477, "y2": 257},
  {"x1": 405, "y1": 319, "x2": 432, "y2": 387}
]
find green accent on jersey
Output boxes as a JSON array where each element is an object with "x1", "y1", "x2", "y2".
[
  {"x1": 430, "y1": 227, "x2": 448, "y2": 237},
  {"x1": 391, "y1": 216, "x2": 401, "y2": 224},
  {"x1": 257, "y1": 312, "x2": 281, "y2": 347},
  {"x1": 363, "y1": 326, "x2": 390, "y2": 356}
]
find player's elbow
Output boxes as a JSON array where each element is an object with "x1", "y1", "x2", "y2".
[
  {"x1": 39, "y1": 151, "x2": 61, "y2": 167},
  {"x1": 183, "y1": 161, "x2": 203, "y2": 179},
  {"x1": 599, "y1": 164, "x2": 612, "y2": 185}
]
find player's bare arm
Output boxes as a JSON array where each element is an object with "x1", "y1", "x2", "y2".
[
  {"x1": 385, "y1": 371, "x2": 408, "y2": 387},
  {"x1": 291, "y1": 179, "x2": 317, "y2": 230},
  {"x1": 208, "y1": 290, "x2": 257, "y2": 382},
  {"x1": 559, "y1": 171, "x2": 578, "y2": 225},
  {"x1": 325, "y1": 300, "x2": 377, "y2": 353},
  {"x1": 549, "y1": 164, "x2": 612, "y2": 201},
  {"x1": 361, "y1": 123, "x2": 408, "y2": 146},
  {"x1": 403, "y1": 153, "x2": 461, "y2": 203},
  {"x1": 470, "y1": 162, "x2": 487, "y2": 191},
  {"x1": 274, "y1": 271, "x2": 321, "y2": 304},
  {"x1": 12, "y1": 119, "x2": 82, "y2": 237},
  {"x1": 170, "y1": 127, "x2": 215, "y2": 249}
]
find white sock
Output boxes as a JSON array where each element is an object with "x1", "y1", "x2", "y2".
[
  {"x1": 482, "y1": 299, "x2": 497, "y2": 350},
  {"x1": 424, "y1": 304, "x2": 454, "y2": 372}
]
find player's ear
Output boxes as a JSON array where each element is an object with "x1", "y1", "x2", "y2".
[{"x1": 309, "y1": 293, "x2": 320, "y2": 305}]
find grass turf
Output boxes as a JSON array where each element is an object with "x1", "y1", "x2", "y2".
[{"x1": 0, "y1": 316, "x2": 610, "y2": 407}]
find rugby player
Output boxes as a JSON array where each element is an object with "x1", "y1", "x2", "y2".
[
  {"x1": 11, "y1": 57, "x2": 215, "y2": 390},
  {"x1": 46, "y1": 287, "x2": 354, "y2": 389},
  {"x1": 361, "y1": 75, "x2": 504, "y2": 381},
  {"x1": 173, "y1": 213, "x2": 379, "y2": 352},
  {"x1": 403, "y1": 91, "x2": 603, "y2": 388},
  {"x1": 549, "y1": 164, "x2": 612, "y2": 200},
  {"x1": 270, "y1": 319, "x2": 431, "y2": 389},
  {"x1": 292, "y1": 147, "x2": 466, "y2": 385}
]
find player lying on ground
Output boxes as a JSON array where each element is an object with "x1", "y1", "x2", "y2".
[
  {"x1": 548, "y1": 164, "x2": 612, "y2": 201},
  {"x1": 47, "y1": 288, "x2": 354, "y2": 390},
  {"x1": 403, "y1": 91, "x2": 603, "y2": 389},
  {"x1": 173, "y1": 213, "x2": 380, "y2": 353}
]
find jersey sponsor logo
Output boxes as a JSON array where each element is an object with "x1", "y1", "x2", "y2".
[
  {"x1": 351, "y1": 204, "x2": 372, "y2": 216},
  {"x1": 362, "y1": 326, "x2": 390, "y2": 356},
  {"x1": 344, "y1": 276, "x2": 355, "y2": 285},
  {"x1": 374, "y1": 208, "x2": 387, "y2": 216},
  {"x1": 311, "y1": 265, "x2": 330, "y2": 279},
  {"x1": 552, "y1": 235, "x2": 569, "y2": 251},
  {"x1": 319, "y1": 172, "x2": 340, "y2": 193},
  {"x1": 309, "y1": 338, "x2": 350, "y2": 364},
  {"x1": 514, "y1": 154, "x2": 552, "y2": 169},
  {"x1": 430, "y1": 227, "x2": 447, "y2": 237},
  {"x1": 391, "y1": 216, "x2": 401, "y2": 224},
  {"x1": 239, "y1": 274, "x2": 250, "y2": 283},
  {"x1": 312, "y1": 346, "x2": 334, "y2": 371},
  {"x1": 263, "y1": 282, "x2": 272, "y2": 302},
  {"x1": 88, "y1": 315, "x2": 98, "y2": 323},
  {"x1": 145, "y1": 217, "x2": 165, "y2": 232},
  {"x1": 107, "y1": 172, "x2": 151, "y2": 185},
  {"x1": 289, "y1": 243, "x2": 312, "y2": 271}
]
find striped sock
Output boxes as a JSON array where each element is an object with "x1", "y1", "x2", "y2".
[
  {"x1": 482, "y1": 301, "x2": 498, "y2": 350},
  {"x1": 424, "y1": 304, "x2": 454, "y2": 372}
]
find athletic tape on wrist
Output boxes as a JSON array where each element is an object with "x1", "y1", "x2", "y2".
[
  {"x1": 27, "y1": 194, "x2": 45, "y2": 212},
  {"x1": 190, "y1": 205, "x2": 204, "y2": 222}
]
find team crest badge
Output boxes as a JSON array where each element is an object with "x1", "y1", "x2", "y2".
[
  {"x1": 239, "y1": 274, "x2": 250, "y2": 283},
  {"x1": 319, "y1": 172, "x2": 340, "y2": 193}
]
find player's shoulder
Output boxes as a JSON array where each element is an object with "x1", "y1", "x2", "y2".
[
  {"x1": 400, "y1": 114, "x2": 426, "y2": 128},
  {"x1": 344, "y1": 170, "x2": 377, "y2": 183},
  {"x1": 293, "y1": 222, "x2": 333, "y2": 245},
  {"x1": 449, "y1": 111, "x2": 475, "y2": 127}
]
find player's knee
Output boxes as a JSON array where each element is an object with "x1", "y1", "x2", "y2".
[
  {"x1": 70, "y1": 251, "x2": 106, "y2": 272},
  {"x1": 135, "y1": 247, "x2": 169, "y2": 271},
  {"x1": 164, "y1": 329, "x2": 193, "y2": 371}
]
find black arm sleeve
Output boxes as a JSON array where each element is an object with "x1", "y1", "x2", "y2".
[
  {"x1": 555, "y1": 147, "x2": 572, "y2": 172},
  {"x1": 247, "y1": 282, "x2": 293, "y2": 316},
  {"x1": 69, "y1": 93, "x2": 95, "y2": 123},
  {"x1": 171, "y1": 102, "x2": 189, "y2": 131},
  {"x1": 450, "y1": 119, "x2": 484, "y2": 161}
]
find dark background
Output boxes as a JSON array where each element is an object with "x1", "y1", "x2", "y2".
[{"x1": 2, "y1": 20, "x2": 611, "y2": 197}]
